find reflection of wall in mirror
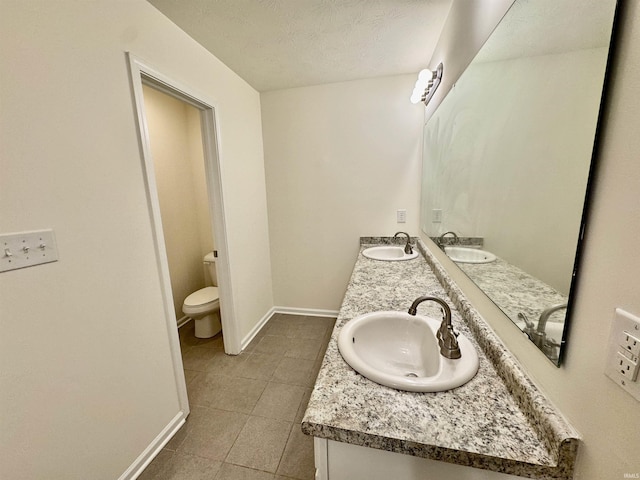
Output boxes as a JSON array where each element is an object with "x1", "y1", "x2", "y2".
[{"x1": 422, "y1": 47, "x2": 609, "y2": 294}]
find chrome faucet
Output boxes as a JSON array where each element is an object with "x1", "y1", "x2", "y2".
[
  {"x1": 437, "y1": 231, "x2": 459, "y2": 249},
  {"x1": 393, "y1": 231, "x2": 413, "y2": 254},
  {"x1": 408, "y1": 295, "x2": 461, "y2": 359}
]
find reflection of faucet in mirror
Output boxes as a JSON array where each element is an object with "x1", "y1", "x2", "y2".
[
  {"x1": 517, "y1": 312, "x2": 536, "y2": 337},
  {"x1": 393, "y1": 231, "x2": 413, "y2": 254},
  {"x1": 408, "y1": 295, "x2": 461, "y2": 359},
  {"x1": 437, "y1": 231, "x2": 459, "y2": 249},
  {"x1": 525, "y1": 304, "x2": 567, "y2": 362}
]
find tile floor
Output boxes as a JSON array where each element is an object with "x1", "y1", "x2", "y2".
[{"x1": 139, "y1": 313, "x2": 336, "y2": 480}]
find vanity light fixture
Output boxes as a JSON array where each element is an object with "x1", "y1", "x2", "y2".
[{"x1": 410, "y1": 63, "x2": 443, "y2": 106}]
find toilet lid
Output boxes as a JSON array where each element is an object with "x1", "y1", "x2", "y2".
[{"x1": 184, "y1": 286, "x2": 219, "y2": 307}]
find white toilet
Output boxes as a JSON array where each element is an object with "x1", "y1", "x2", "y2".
[{"x1": 182, "y1": 252, "x2": 222, "y2": 338}]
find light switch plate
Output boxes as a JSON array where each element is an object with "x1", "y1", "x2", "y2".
[
  {"x1": 605, "y1": 308, "x2": 640, "y2": 401},
  {"x1": 0, "y1": 229, "x2": 59, "y2": 273}
]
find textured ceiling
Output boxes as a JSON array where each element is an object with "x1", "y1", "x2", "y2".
[{"x1": 147, "y1": 0, "x2": 453, "y2": 92}]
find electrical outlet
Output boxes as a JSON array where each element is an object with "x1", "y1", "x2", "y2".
[
  {"x1": 620, "y1": 331, "x2": 640, "y2": 357},
  {"x1": 605, "y1": 308, "x2": 640, "y2": 401},
  {"x1": 616, "y1": 352, "x2": 639, "y2": 381},
  {"x1": 432, "y1": 209, "x2": 442, "y2": 223},
  {"x1": 396, "y1": 209, "x2": 406, "y2": 223}
]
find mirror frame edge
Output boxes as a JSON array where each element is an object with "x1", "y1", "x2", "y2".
[{"x1": 557, "y1": 0, "x2": 624, "y2": 366}]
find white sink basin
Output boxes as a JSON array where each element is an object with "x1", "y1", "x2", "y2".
[
  {"x1": 362, "y1": 246, "x2": 419, "y2": 261},
  {"x1": 337, "y1": 311, "x2": 479, "y2": 392},
  {"x1": 444, "y1": 246, "x2": 496, "y2": 264}
]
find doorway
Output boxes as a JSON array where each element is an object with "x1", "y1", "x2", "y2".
[
  {"x1": 141, "y1": 84, "x2": 214, "y2": 329},
  {"x1": 127, "y1": 53, "x2": 241, "y2": 413}
]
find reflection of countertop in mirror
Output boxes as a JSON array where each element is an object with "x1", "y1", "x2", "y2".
[
  {"x1": 302, "y1": 237, "x2": 579, "y2": 479},
  {"x1": 455, "y1": 256, "x2": 568, "y2": 339}
]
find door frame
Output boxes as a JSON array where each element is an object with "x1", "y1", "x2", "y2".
[{"x1": 126, "y1": 53, "x2": 241, "y2": 407}]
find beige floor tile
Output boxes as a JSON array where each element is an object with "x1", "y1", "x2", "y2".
[
  {"x1": 164, "y1": 420, "x2": 190, "y2": 451},
  {"x1": 177, "y1": 407, "x2": 248, "y2": 461},
  {"x1": 276, "y1": 426, "x2": 315, "y2": 480},
  {"x1": 226, "y1": 416, "x2": 292, "y2": 473},
  {"x1": 182, "y1": 346, "x2": 223, "y2": 371},
  {"x1": 138, "y1": 449, "x2": 174, "y2": 479},
  {"x1": 254, "y1": 335, "x2": 291, "y2": 355},
  {"x1": 205, "y1": 350, "x2": 248, "y2": 373},
  {"x1": 168, "y1": 314, "x2": 332, "y2": 477},
  {"x1": 183, "y1": 369, "x2": 201, "y2": 386},
  {"x1": 215, "y1": 463, "x2": 275, "y2": 480},
  {"x1": 284, "y1": 337, "x2": 323, "y2": 361},
  {"x1": 191, "y1": 374, "x2": 267, "y2": 413},
  {"x1": 294, "y1": 388, "x2": 312, "y2": 423},
  {"x1": 252, "y1": 382, "x2": 305, "y2": 421},
  {"x1": 269, "y1": 314, "x2": 306, "y2": 325},
  {"x1": 233, "y1": 352, "x2": 281, "y2": 381},
  {"x1": 263, "y1": 322, "x2": 294, "y2": 337},
  {"x1": 162, "y1": 453, "x2": 222, "y2": 480},
  {"x1": 272, "y1": 357, "x2": 317, "y2": 387},
  {"x1": 290, "y1": 324, "x2": 328, "y2": 340}
]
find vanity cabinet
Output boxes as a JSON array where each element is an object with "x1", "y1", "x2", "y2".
[{"x1": 313, "y1": 438, "x2": 525, "y2": 480}]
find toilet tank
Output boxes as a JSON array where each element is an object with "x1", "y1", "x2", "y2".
[{"x1": 203, "y1": 252, "x2": 218, "y2": 286}]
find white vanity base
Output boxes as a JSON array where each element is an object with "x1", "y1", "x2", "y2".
[{"x1": 314, "y1": 438, "x2": 526, "y2": 480}]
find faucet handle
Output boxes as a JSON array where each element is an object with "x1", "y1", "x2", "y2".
[{"x1": 440, "y1": 325, "x2": 461, "y2": 359}]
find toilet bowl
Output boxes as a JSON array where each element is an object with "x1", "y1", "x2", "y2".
[{"x1": 182, "y1": 252, "x2": 222, "y2": 338}]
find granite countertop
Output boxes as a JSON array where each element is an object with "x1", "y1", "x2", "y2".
[{"x1": 301, "y1": 238, "x2": 579, "y2": 479}]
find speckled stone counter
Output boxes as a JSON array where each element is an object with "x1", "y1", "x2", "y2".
[{"x1": 301, "y1": 237, "x2": 579, "y2": 479}]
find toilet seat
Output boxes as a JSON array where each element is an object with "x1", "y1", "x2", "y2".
[{"x1": 183, "y1": 286, "x2": 219, "y2": 316}]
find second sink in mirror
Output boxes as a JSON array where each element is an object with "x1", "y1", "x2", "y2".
[{"x1": 444, "y1": 246, "x2": 496, "y2": 264}]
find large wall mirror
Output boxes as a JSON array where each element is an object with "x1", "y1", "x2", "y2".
[{"x1": 420, "y1": 0, "x2": 617, "y2": 365}]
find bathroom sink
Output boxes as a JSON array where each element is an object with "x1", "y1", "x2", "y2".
[
  {"x1": 444, "y1": 246, "x2": 496, "y2": 264},
  {"x1": 337, "y1": 311, "x2": 479, "y2": 392},
  {"x1": 362, "y1": 246, "x2": 419, "y2": 261}
]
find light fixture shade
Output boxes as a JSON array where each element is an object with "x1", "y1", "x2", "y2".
[
  {"x1": 418, "y1": 69, "x2": 433, "y2": 82},
  {"x1": 410, "y1": 91, "x2": 423, "y2": 104},
  {"x1": 410, "y1": 63, "x2": 443, "y2": 106}
]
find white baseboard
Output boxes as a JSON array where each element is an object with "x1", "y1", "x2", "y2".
[
  {"x1": 240, "y1": 306, "x2": 339, "y2": 352},
  {"x1": 120, "y1": 410, "x2": 187, "y2": 480},
  {"x1": 273, "y1": 306, "x2": 339, "y2": 318},
  {"x1": 241, "y1": 307, "x2": 276, "y2": 351},
  {"x1": 176, "y1": 315, "x2": 191, "y2": 328}
]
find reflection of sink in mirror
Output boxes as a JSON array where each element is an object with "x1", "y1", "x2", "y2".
[
  {"x1": 444, "y1": 246, "x2": 496, "y2": 264},
  {"x1": 362, "y1": 246, "x2": 419, "y2": 261},
  {"x1": 337, "y1": 311, "x2": 479, "y2": 392}
]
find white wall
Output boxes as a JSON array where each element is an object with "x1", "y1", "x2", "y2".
[
  {"x1": 420, "y1": 1, "x2": 640, "y2": 478},
  {"x1": 143, "y1": 85, "x2": 214, "y2": 321},
  {"x1": 262, "y1": 75, "x2": 424, "y2": 311},
  {"x1": 0, "y1": 1, "x2": 272, "y2": 479}
]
